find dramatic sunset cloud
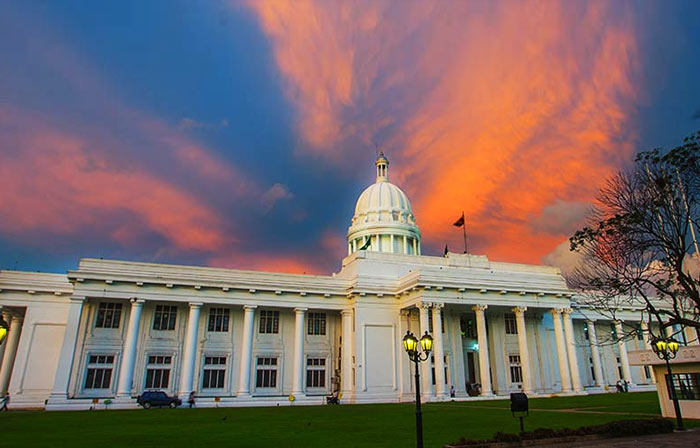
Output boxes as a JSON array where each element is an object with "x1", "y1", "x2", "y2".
[
  {"x1": 246, "y1": 0, "x2": 641, "y2": 266},
  {"x1": 1, "y1": 1, "x2": 699, "y2": 275}
]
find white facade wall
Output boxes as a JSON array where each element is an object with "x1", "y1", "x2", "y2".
[{"x1": 0, "y1": 252, "x2": 661, "y2": 411}]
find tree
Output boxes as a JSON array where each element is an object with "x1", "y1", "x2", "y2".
[{"x1": 569, "y1": 130, "x2": 700, "y2": 340}]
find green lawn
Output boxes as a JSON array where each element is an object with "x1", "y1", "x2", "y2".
[{"x1": 3, "y1": 392, "x2": 696, "y2": 447}]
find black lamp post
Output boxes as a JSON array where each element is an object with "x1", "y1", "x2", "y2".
[
  {"x1": 403, "y1": 330, "x2": 433, "y2": 448},
  {"x1": 651, "y1": 337, "x2": 684, "y2": 431},
  {"x1": 0, "y1": 315, "x2": 8, "y2": 346}
]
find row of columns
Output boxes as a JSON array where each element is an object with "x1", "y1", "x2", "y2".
[
  {"x1": 349, "y1": 234, "x2": 419, "y2": 255},
  {"x1": 414, "y1": 303, "x2": 584, "y2": 398},
  {"x1": 52, "y1": 298, "x2": 355, "y2": 401},
  {"x1": 583, "y1": 319, "x2": 637, "y2": 388}
]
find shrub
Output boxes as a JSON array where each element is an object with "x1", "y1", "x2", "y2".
[{"x1": 449, "y1": 418, "x2": 674, "y2": 447}]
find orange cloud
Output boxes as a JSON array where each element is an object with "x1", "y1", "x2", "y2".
[
  {"x1": 0, "y1": 107, "x2": 229, "y2": 252},
  {"x1": 246, "y1": 0, "x2": 641, "y2": 265}
]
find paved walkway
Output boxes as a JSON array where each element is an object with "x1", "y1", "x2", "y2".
[{"x1": 541, "y1": 428, "x2": 700, "y2": 447}]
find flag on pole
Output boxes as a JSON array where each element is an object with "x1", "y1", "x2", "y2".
[
  {"x1": 359, "y1": 238, "x2": 371, "y2": 251},
  {"x1": 453, "y1": 212, "x2": 468, "y2": 254},
  {"x1": 443, "y1": 245, "x2": 449, "y2": 257}
]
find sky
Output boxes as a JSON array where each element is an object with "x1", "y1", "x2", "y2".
[{"x1": 1, "y1": 0, "x2": 699, "y2": 276}]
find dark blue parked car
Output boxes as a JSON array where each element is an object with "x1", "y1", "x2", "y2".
[{"x1": 137, "y1": 390, "x2": 182, "y2": 409}]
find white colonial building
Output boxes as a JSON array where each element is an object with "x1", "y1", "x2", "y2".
[{"x1": 0, "y1": 154, "x2": 669, "y2": 410}]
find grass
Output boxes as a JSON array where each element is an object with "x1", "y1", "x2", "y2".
[{"x1": 3, "y1": 392, "x2": 696, "y2": 447}]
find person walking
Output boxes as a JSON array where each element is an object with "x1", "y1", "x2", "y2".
[{"x1": 188, "y1": 391, "x2": 196, "y2": 408}]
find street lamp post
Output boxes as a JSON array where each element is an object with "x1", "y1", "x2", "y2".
[
  {"x1": 403, "y1": 330, "x2": 433, "y2": 448},
  {"x1": 651, "y1": 337, "x2": 684, "y2": 431}
]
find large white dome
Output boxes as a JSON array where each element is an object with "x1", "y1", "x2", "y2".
[{"x1": 347, "y1": 153, "x2": 421, "y2": 255}]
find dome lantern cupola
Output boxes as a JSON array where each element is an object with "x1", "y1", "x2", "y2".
[
  {"x1": 347, "y1": 153, "x2": 421, "y2": 256},
  {"x1": 375, "y1": 151, "x2": 389, "y2": 182}
]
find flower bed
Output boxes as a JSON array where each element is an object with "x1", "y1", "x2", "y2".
[{"x1": 444, "y1": 419, "x2": 674, "y2": 448}]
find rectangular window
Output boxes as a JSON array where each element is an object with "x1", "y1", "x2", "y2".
[
  {"x1": 259, "y1": 310, "x2": 279, "y2": 334},
  {"x1": 611, "y1": 323, "x2": 618, "y2": 340},
  {"x1": 208, "y1": 308, "x2": 230, "y2": 332},
  {"x1": 95, "y1": 302, "x2": 122, "y2": 329},
  {"x1": 509, "y1": 355, "x2": 522, "y2": 384},
  {"x1": 635, "y1": 324, "x2": 644, "y2": 341},
  {"x1": 307, "y1": 312, "x2": 326, "y2": 335},
  {"x1": 460, "y1": 317, "x2": 476, "y2": 338},
  {"x1": 583, "y1": 322, "x2": 590, "y2": 340},
  {"x1": 145, "y1": 355, "x2": 172, "y2": 389},
  {"x1": 153, "y1": 305, "x2": 177, "y2": 331},
  {"x1": 666, "y1": 373, "x2": 700, "y2": 400},
  {"x1": 84, "y1": 355, "x2": 115, "y2": 389},
  {"x1": 202, "y1": 356, "x2": 227, "y2": 389},
  {"x1": 255, "y1": 357, "x2": 278, "y2": 388},
  {"x1": 306, "y1": 358, "x2": 326, "y2": 388},
  {"x1": 505, "y1": 314, "x2": 518, "y2": 335}
]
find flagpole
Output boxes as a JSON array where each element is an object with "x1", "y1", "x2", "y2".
[{"x1": 462, "y1": 211, "x2": 468, "y2": 254}]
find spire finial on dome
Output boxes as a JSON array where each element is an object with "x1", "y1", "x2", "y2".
[{"x1": 375, "y1": 151, "x2": 389, "y2": 182}]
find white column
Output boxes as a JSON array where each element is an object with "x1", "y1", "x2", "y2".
[
  {"x1": 413, "y1": 238, "x2": 417, "y2": 255},
  {"x1": 551, "y1": 308, "x2": 571, "y2": 393},
  {"x1": 587, "y1": 320, "x2": 604, "y2": 387},
  {"x1": 640, "y1": 320, "x2": 656, "y2": 384},
  {"x1": 418, "y1": 303, "x2": 434, "y2": 398},
  {"x1": 390, "y1": 234, "x2": 395, "y2": 253},
  {"x1": 513, "y1": 307, "x2": 533, "y2": 394},
  {"x1": 116, "y1": 298, "x2": 144, "y2": 398},
  {"x1": 0, "y1": 315, "x2": 23, "y2": 396},
  {"x1": 403, "y1": 236, "x2": 408, "y2": 254},
  {"x1": 472, "y1": 304, "x2": 492, "y2": 395},
  {"x1": 178, "y1": 302, "x2": 202, "y2": 397},
  {"x1": 292, "y1": 308, "x2": 307, "y2": 396},
  {"x1": 341, "y1": 309, "x2": 354, "y2": 397},
  {"x1": 615, "y1": 321, "x2": 633, "y2": 384},
  {"x1": 49, "y1": 297, "x2": 85, "y2": 402},
  {"x1": 684, "y1": 325, "x2": 696, "y2": 346},
  {"x1": 562, "y1": 309, "x2": 582, "y2": 392},
  {"x1": 431, "y1": 304, "x2": 446, "y2": 398},
  {"x1": 238, "y1": 305, "x2": 257, "y2": 396}
]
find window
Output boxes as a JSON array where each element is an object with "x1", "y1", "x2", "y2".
[
  {"x1": 307, "y1": 313, "x2": 326, "y2": 335},
  {"x1": 505, "y1": 314, "x2": 518, "y2": 335},
  {"x1": 583, "y1": 322, "x2": 590, "y2": 340},
  {"x1": 635, "y1": 324, "x2": 644, "y2": 341},
  {"x1": 145, "y1": 355, "x2": 172, "y2": 389},
  {"x1": 202, "y1": 356, "x2": 227, "y2": 389},
  {"x1": 256, "y1": 357, "x2": 278, "y2": 388},
  {"x1": 84, "y1": 355, "x2": 115, "y2": 389},
  {"x1": 509, "y1": 355, "x2": 522, "y2": 384},
  {"x1": 666, "y1": 373, "x2": 700, "y2": 400},
  {"x1": 259, "y1": 310, "x2": 279, "y2": 334},
  {"x1": 460, "y1": 317, "x2": 476, "y2": 338},
  {"x1": 95, "y1": 302, "x2": 122, "y2": 329},
  {"x1": 306, "y1": 358, "x2": 326, "y2": 388},
  {"x1": 616, "y1": 357, "x2": 623, "y2": 379},
  {"x1": 153, "y1": 305, "x2": 177, "y2": 331},
  {"x1": 610, "y1": 323, "x2": 618, "y2": 340},
  {"x1": 589, "y1": 357, "x2": 595, "y2": 379},
  {"x1": 208, "y1": 308, "x2": 230, "y2": 332},
  {"x1": 428, "y1": 310, "x2": 433, "y2": 333}
]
